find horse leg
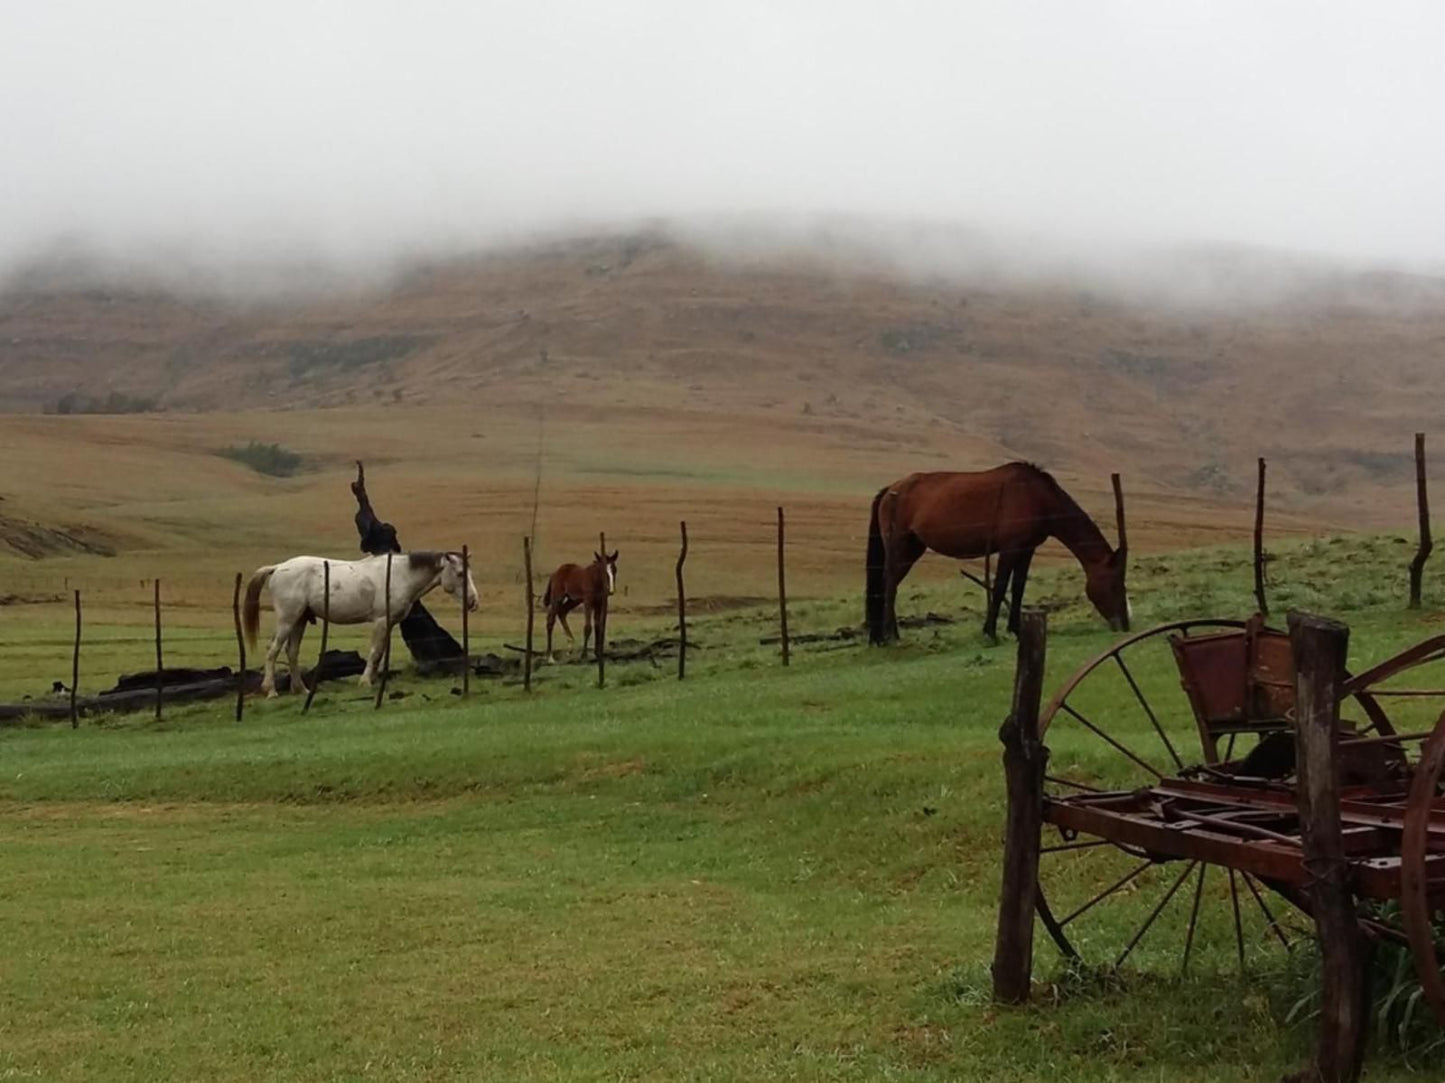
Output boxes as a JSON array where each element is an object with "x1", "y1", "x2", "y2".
[
  {"x1": 261, "y1": 618, "x2": 292, "y2": 698},
  {"x1": 286, "y1": 621, "x2": 309, "y2": 694},
  {"x1": 581, "y1": 604, "x2": 593, "y2": 661},
  {"x1": 883, "y1": 532, "x2": 925, "y2": 642},
  {"x1": 984, "y1": 552, "x2": 1017, "y2": 645},
  {"x1": 1006, "y1": 549, "x2": 1035, "y2": 637},
  {"x1": 359, "y1": 618, "x2": 388, "y2": 687},
  {"x1": 546, "y1": 607, "x2": 558, "y2": 665}
]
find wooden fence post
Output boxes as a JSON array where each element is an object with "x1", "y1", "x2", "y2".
[
  {"x1": 1288, "y1": 611, "x2": 1369, "y2": 1083},
  {"x1": 70, "y1": 589, "x2": 81, "y2": 728},
  {"x1": 777, "y1": 506, "x2": 790, "y2": 666},
  {"x1": 460, "y1": 544, "x2": 470, "y2": 698},
  {"x1": 1254, "y1": 458, "x2": 1269, "y2": 615},
  {"x1": 1410, "y1": 433, "x2": 1432, "y2": 609},
  {"x1": 374, "y1": 553, "x2": 393, "y2": 709},
  {"x1": 303, "y1": 561, "x2": 330, "y2": 715},
  {"x1": 153, "y1": 578, "x2": 164, "y2": 721},
  {"x1": 232, "y1": 572, "x2": 245, "y2": 723},
  {"x1": 596, "y1": 587, "x2": 608, "y2": 690},
  {"x1": 523, "y1": 536, "x2": 535, "y2": 693},
  {"x1": 676, "y1": 520, "x2": 689, "y2": 680},
  {"x1": 1111, "y1": 472, "x2": 1127, "y2": 555},
  {"x1": 991, "y1": 608, "x2": 1049, "y2": 1004}
]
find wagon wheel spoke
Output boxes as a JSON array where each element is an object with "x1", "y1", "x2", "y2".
[
  {"x1": 1228, "y1": 869, "x2": 1247, "y2": 972},
  {"x1": 1059, "y1": 703, "x2": 1165, "y2": 781},
  {"x1": 1116, "y1": 860, "x2": 1198, "y2": 969},
  {"x1": 1041, "y1": 838, "x2": 1112, "y2": 855},
  {"x1": 1112, "y1": 653, "x2": 1185, "y2": 771},
  {"x1": 1058, "y1": 858, "x2": 1157, "y2": 928},
  {"x1": 1242, "y1": 873, "x2": 1293, "y2": 951},
  {"x1": 1180, "y1": 863, "x2": 1208, "y2": 975}
]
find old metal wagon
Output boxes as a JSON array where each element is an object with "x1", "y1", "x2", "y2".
[{"x1": 992, "y1": 611, "x2": 1445, "y2": 1081}]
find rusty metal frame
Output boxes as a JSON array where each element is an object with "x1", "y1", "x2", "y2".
[{"x1": 1037, "y1": 617, "x2": 1445, "y2": 1026}]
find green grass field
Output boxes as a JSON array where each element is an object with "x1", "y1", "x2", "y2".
[{"x1": 3, "y1": 535, "x2": 1444, "y2": 1080}]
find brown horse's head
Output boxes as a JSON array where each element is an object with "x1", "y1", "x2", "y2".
[
  {"x1": 594, "y1": 550, "x2": 619, "y2": 596},
  {"x1": 1084, "y1": 550, "x2": 1130, "y2": 632}
]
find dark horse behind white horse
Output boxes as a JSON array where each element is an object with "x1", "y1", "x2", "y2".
[{"x1": 243, "y1": 551, "x2": 478, "y2": 697}]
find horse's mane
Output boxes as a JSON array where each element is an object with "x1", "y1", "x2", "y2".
[
  {"x1": 1006, "y1": 460, "x2": 1064, "y2": 492},
  {"x1": 406, "y1": 551, "x2": 446, "y2": 572},
  {"x1": 1005, "y1": 461, "x2": 1104, "y2": 535}
]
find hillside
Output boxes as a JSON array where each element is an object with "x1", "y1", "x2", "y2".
[{"x1": 5, "y1": 232, "x2": 1445, "y2": 500}]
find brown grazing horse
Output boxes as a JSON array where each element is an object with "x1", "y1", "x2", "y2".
[
  {"x1": 865, "y1": 463, "x2": 1129, "y2": 645},
  {"x1": 544, "y1": 551, "x2": 618, "y2": 662}
]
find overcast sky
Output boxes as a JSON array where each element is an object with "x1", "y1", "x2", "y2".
[{"x1": 3, "y1": 1, "x2": 1442, "y2": 275}]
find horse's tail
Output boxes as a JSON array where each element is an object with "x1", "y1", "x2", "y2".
[
  {"x1": 865, "y1": 487, "x2": 888, "y2": 645},
  {"x1": 242, "y1": 566, "x2": 277, "y2": 651},
  {"x1": 541, "y1": 578, "x2": 552, "y2": 608}
]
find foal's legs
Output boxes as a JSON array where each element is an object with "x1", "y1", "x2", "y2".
[
  {"x1": 546, "y1": 605, "x2": 577, "y2": 664},
  {"x1": 286, "y1": 620, "x2": 309, "y2": 694},
  {"x1": 581, "y1": 604, "x2": 593, "y2": 661},
  {"x1": 1006, "y1": 549, "x2": 1035, "y2": 637}
]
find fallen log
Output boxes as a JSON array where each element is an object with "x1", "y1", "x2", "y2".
[
  {"x1": 414, "y1": 652, "x2": 522, "y2": 678},
  {"x1": 2, "y1": 651, "x2": 369, "y2": 725}
]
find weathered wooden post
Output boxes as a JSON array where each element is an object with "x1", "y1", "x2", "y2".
[
  {"x1": 232, "y1": 572, "x2": 245, "y2": 722},
  {"x1": 676, "y1": 520, "x2": 689, "y2": 680},
  {"x1": 991, "y1": 608, "x2": 1049, "y2": 1004},
  {"x1": 1410, "y1": 433, "x2": 1432, "y2": 609},
  {"x1": 303, "y1": 561, "x2": 330, "y2": 715},
  {"x1": 1288, "y1": 611, "x2": 1369, "y2": 1083},
  {"x1": 460, "y1": 544, "x2": 470, "y2": 698},
  {"x1": 596, "y1": 579, "x2": 608, "y2": 690},
  {"x1": 70, "y1": 589, "x2": 81, "y2": 728},
  {"x1": 153, "y1": 578, "x2": 164, "y2": 721},
  {"x1": 523, "y1": 536, "x2": 535, "y2": 692},
  {"x1": 374, "y1": 553, "x2": 393, "y2": 709},
  {"x1": 777, "y1": 506, "x2": 790, "y2": 666},
  {"x1": 1254, "y1": 458, "x2": 1269, "y2": 615},
  {"x1": 1111, "y1": 473, "x2": 1126, "y2": 549}
]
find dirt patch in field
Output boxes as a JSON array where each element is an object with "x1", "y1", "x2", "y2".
[
  {"x1": 573, "y1": 756, "x2": 648, "y2": 782},
  {"x1": 632, "y1": 594, "x2": 771, "y2": 615},
  {"x1": 0, "y1": 591, "x2": 65, "y2": 606},
  {"x1": 0, "y1": 515, "x2": 118, "y2": 559}
]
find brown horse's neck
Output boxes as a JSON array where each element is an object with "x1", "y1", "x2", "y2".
[
  {"x1": 1039, "y1": 480, "x2": 1116, "y2": 570},
  {"x1": 586, "y1": 561, "x2": 610, "y2": 597}
]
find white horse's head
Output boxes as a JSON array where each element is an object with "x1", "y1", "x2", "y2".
[{"x1": 440, "y1": 552, "x2": 480, "y2": 611}]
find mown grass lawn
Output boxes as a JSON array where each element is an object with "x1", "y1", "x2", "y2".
[{"x1": 3, "y1": 535, "x2": 1443, "y2": 1080}]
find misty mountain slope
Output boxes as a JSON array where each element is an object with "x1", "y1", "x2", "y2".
[{"x1": 3, "y1": 231, "x2": 1444, "y2": 513}]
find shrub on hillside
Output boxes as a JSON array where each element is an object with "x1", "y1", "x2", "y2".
[{"x1": 217, "y1": 441, "x2": 304, "y2": 478}]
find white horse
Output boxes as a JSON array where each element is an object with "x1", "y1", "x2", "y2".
[{"x1": 243, "y1": 551, "x2": 478, "y2": 698}]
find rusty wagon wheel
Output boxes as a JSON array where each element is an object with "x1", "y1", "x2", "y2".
[
  {"x1": 1401, "y1": 707, "x2": 1445, "y2": 1026},
  {"x1": 1032, "y1": 619, "x2": 1398, "y2": 973}
]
